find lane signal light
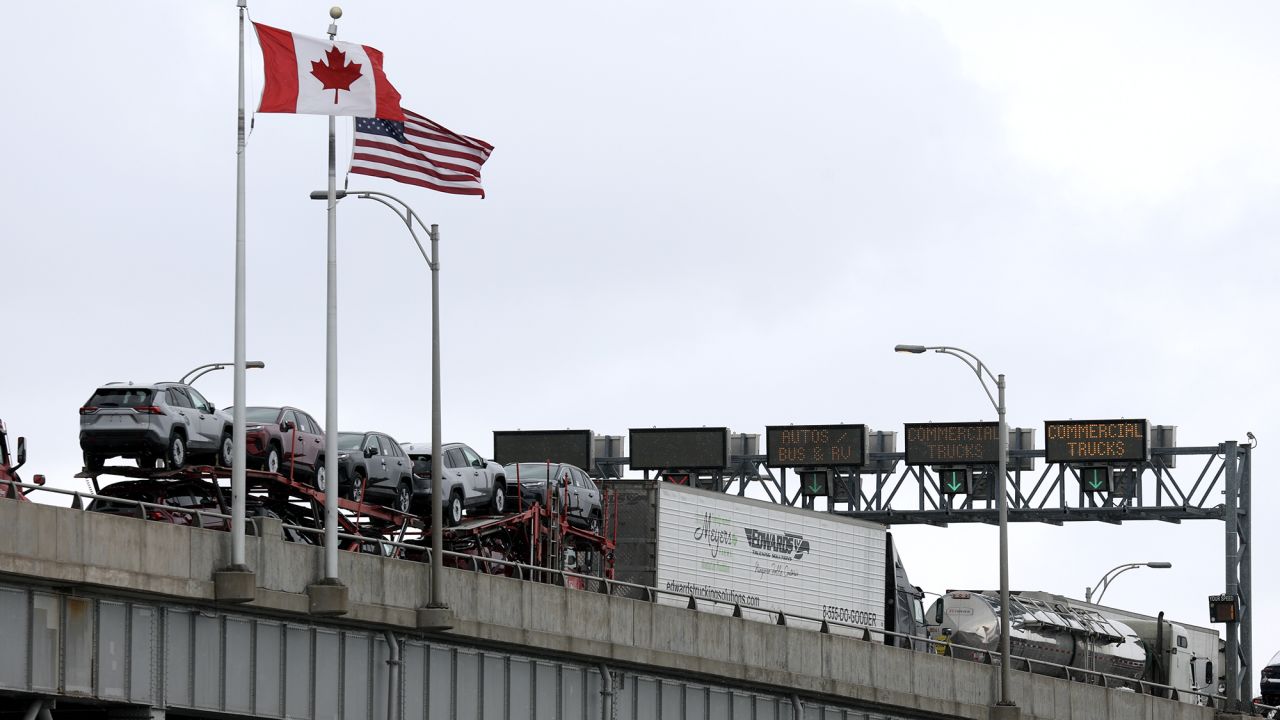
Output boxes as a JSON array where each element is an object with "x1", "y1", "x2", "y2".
[
  {"x1": 1079, "y1": 465, "x2": 1114, "y2": 493},
  {"x1": 938, "y1": 467, "x2": 971, "y2": 496},
  {"x1": 799, "y1": 469, "x2": 831, "y2": 497}
]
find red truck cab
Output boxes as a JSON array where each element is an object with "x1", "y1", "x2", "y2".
[{"x1": 0, "y1": 420, "x2": 42, "y2": 501}]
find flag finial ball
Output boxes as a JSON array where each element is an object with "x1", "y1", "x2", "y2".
[{"x1": 329, "y1": 6, "x2": 343, "y2": 19}]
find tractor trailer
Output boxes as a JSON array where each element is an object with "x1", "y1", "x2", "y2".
[
  {"x1": 927, "y1": 589, "x2": 1222, "y2": 703},
  {"x1": 609, "y1": 480, "x2": 928, "y2": 646}
]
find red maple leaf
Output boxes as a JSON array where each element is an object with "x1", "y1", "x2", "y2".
[{"x1": 310, "y1": 45, "x2": 363, "y2": 104}]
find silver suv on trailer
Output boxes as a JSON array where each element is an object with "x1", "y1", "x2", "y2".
[
  {"x1": 79, "y1": 382, "x2": 233, "y2": 470},
  {"x1": 400, "y1": 442, "x2": 507, "y2": 525}
]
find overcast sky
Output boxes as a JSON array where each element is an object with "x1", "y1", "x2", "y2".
[{"x1": 4, "y1": 0, "x2": 1276, "y2": 688}]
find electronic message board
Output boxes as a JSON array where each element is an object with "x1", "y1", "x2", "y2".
[
  {"x1": 1044, "y1": 419, "x2": 1148, "y2": 464},
  {"x1": 904, "y1": 422, "x2": 1000, "y2": 465},
  {"x1": 493, "y1": 430, "x2": 594, "y2": 470},
  {"x1": 629, "y1": 427, "x2": 729, "y2": 470},
  {"x1": 766, "y1": 424, "x2": 867, "y2": 468}
]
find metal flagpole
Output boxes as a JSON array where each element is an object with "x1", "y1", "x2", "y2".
[
  {"x1": 429, "y1": 223, "x2": 444, "y2": 607},
  {"x1": 323, "y1": 10, "x2": 341, "y2": 582},
  {"x1": 231, "y1": 0, "x2": 248, "y2": 571}
]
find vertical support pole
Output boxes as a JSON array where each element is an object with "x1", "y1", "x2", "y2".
[
  {"x1": 230, "y1": 0, "x2": 248, "y2": 571},
  {"x1": 1239, "y1": 443, "x2": 1253, "y2": 704},
  {"x1": 1223, "y1": 440, "x2": 1240, "y2": 707},
  {"x1": 996, "y1": 373, "x2": 1012, "y2": 707},
  {"x1": 322, "y1": 15, "x2": 341, "y2": 583},
  {"x1": 429, "y1": 223, "x2": 445, "y2": 608}
]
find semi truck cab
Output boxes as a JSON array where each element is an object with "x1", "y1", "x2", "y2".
[{"x1": 885, "y1": 532, "x2": 927, "y2": 647}]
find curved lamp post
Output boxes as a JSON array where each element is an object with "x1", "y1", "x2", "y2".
[
  {"x1": 895, "y1": 343, "x2": 1013, "y2": 709},
  {"x1": 180, "y1": 360, "x2": 265, "y2": 386},
  {"x1": 1086, "y1": 562, "x2": 1172, "y2": 605},
  {"x1": 310, "y1": 189, "x2": 448, "y2": 621}
]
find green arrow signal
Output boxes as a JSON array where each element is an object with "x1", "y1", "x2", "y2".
[
  {"x1": 1087, "y1": 469, "x2": 1104, "y2": 490},
  {"x1": 947, "y1": 478, "x2": 963, "y2": 492},
  {"x1": 808, "y1": 479, "x2": 824, "y2": 493}
]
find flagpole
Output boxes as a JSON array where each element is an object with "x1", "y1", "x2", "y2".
[
  {"x1": 214, "y1": 0, "x2": 256, "y2": 604},
  {"x1": 231, "y1": 0, "x2": 249, "y2": 571},
  {"x1": 323, "y1": 8, "x2": 341, "y2": 583}
]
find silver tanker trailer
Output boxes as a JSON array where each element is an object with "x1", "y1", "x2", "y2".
[{"x1": 926, "y1": 590, "x2": 1216, "y2": 704}]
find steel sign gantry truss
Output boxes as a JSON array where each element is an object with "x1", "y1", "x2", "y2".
[{"x1": 707, "y1": 441, "x2": 1253, "y2": 709}]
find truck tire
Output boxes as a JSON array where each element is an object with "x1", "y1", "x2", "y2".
[
  {"x1": 488, "y1": 481, "x2": 506, "y2": 515},
  {"x1": 446, "y1": 490, "x2": 464, "y2": 527},
  {"x1": 166, "y1": 433, "x2": 187, "y2": 469}
]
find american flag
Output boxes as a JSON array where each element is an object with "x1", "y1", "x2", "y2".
[{"x1": 349, "y1": 110, "x2": 493, "y2": 197}]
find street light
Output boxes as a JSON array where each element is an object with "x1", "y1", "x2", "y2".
[
  {"x1": 1086, "y1": 562, "x2": 1172, "y2": 605},
  {"x1": 310, "y1": 189, "x2": 450, "y2": 626},
  {"x1": 895, "y1": 343, "x2": 1013, "y2": 710},
  {"x1": 180, "y1": 360, "x2": 265, "y2": 386}
]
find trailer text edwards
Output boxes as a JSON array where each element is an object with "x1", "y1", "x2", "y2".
[{"x1": 610, "y1": 480, "x2": 926, "y2": 646}]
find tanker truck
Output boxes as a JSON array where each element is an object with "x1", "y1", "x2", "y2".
[
  {"x1": 926, "y1": 589, "x2": 1219, "y2": 703},
  {"x1": 609, "y1": 479, "x2": 929, "y2": 647}
]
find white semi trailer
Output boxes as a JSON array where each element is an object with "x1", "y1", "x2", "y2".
[
  {"x1": 927, "y1": 589, "x2": 1221, "y2": 703},
  {"x1": 610, "y1": 480, "x2": 928, "y2": 647}
]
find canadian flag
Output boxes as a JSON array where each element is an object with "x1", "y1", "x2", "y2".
[{"x1": 254, "y1": 23, "x2": 403, "y2": 121}]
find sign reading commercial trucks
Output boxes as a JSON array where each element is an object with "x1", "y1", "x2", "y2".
[
  {"x1": 1044, "y1": 419, "x2": 1149, "y2": 464},
  {"x1": 903, "y1": 422, "x2": 1000, "y2": 465},
  {"x1": 653, "y1": 483, "x2": 886, "y2": 629}
]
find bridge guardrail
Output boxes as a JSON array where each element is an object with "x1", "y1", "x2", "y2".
[{"x1": 0, "y1": 478, "x2": 1238, "y2": 710}]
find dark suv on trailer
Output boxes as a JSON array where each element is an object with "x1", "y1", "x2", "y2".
[
  {"x1": 80, "y1": 382, "x2": 233, "y2": 470},
  {"x1": 504, "y1": 461, "x2": 603, "y2": 533},
  {"x1": 1262, "y1": 650, "x2": 1280, "y2": 708},
  {"x1": 336, "y1": 431, "x2": 413, "y2": 503}
]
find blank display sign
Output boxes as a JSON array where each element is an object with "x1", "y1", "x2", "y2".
[
  {"x1": 629, "y1": 427, "x2": 730, "y2": 470},
  {"x1": 492, "y1": 430, "x2": 594, "y2": 469}
]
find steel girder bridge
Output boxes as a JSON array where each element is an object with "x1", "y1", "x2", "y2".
[{"x1": 605, "y1": 441, "x2": 1255, "y2": 708}]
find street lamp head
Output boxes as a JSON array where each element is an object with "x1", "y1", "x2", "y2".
[
  {"x1": 246, "y1": 361, "x2": 266, "y2": 370},
  {"x1": 309, "y1": 190, "x2": 348, "y2": 200},
  {"x1": 894, "y1": 344, "x2": 927, "y2": 354},
  {"x1": 1146, "y1": 561, "x2": 1172, "y2": 569}
]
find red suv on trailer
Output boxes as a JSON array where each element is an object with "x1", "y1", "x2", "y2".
[{"x1": 232, "y1": 406, "x2": 327, "y2": 488}]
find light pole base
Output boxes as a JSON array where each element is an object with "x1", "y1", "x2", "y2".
[
  {"x1": 307, "y1": 579, "x2": 349, "y2": 617},
  {"x1": 417, "y1": 605, "x2": 454, "y2": 632},
  {"x1": 989, "y1": 703, "x2": 1020, "y2": 720},
  {"x1": 214, "y1": 566, "x2": 256, "y2": 604}
]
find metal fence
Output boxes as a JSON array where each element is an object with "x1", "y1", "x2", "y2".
[{"x1": 0, "y1": 478, "x2": 1245, "y2": 711}]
